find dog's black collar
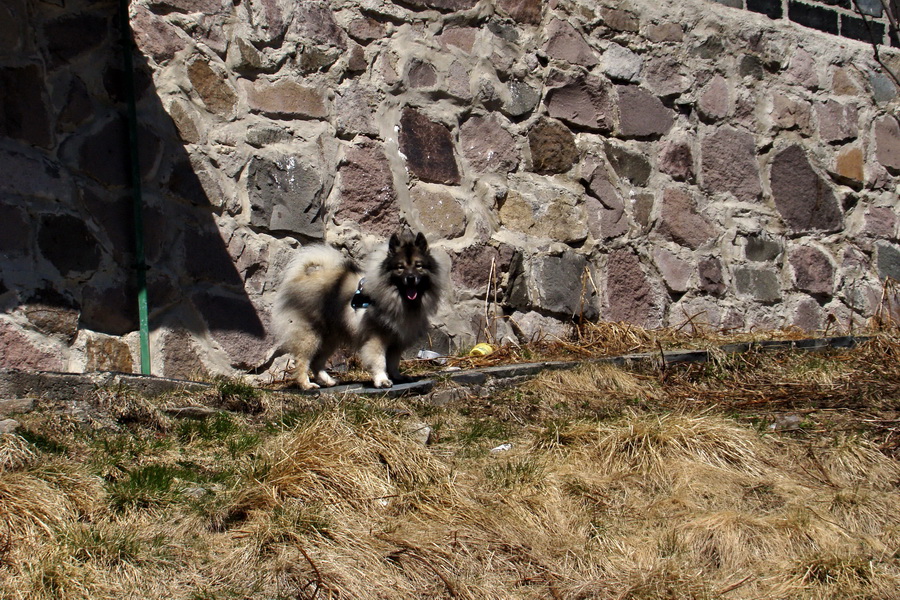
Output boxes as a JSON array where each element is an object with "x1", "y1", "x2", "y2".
[{"x1": 351, "y1": 277, "x2": 373, "y2": 309}]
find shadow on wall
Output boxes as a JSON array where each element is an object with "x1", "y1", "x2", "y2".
[{"x1": 0, "y1": 0, "x2": 265, "y2": 377}]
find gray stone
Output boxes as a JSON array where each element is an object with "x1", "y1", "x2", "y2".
[
  {"x1": 407, "y1": 59, "x2": 437, "y2": 88},
  {"x1": 65, "y1": 116, "x2": 161, "y2": 187},
  {"x1": 502, "y1": 79, "x2": 541, "y2": 118},
  {"x1": 348, "y1": 17, "x2": 386, "y2": 43},
  {"x1": 460, "y1": 114, "x2": 519, "y2": 174},
  {"x1": 745, "y1": 233, "x2": 782, "y2": 262},
  {"x1": 168, "y1": 100, "x2": 204, "y2": 144},
  {"x1": 439, "y1": 27, "x2": 477, "y2": 52},
  {"x1": 734, "y1": 268, "x2": 781, "y2": 303},
  {"x1": 247, "y1": 155, "x2": 325, "y2": 237},
  {"x1": 43, "y1": 12, "x2": 107, "y2": 68},
  {"x1": 604, "y1": 141, "x2": 651, "y2": 186},
  {"x1": 656, "y1": 187, "x2": 716, "y2": 249},
  {"x1": 545, "y1": 75, "x2": 614, "y2": 132},
  {"x1": 770, "y1": 144, "x2": 842, "y2": 233},
  {"x1": 700, "y1": 127, "x2": 761, "y2": 202},
  {"x1": 583, "y1": 160, "x2": 628, "y2": 240},
  {"x1": 399, "y1": 108, "x2": 460, "y2": 185},
  {"x1": 81, "y1": 281, "x2": 139, "y2": 336},
  {"x1": 191, "y1": 289, "x2": 268, "y2": 369},
  {"x1": 511, "y1": 310, "x2": 572, "y2": 341},
  {"x1": 785, "y1": 47, "x2": 819, "y2": 90},
  {"x1": 874, "y1": 115, "x2": 900, "y2": 173},
  {"x1": 337, "y1": 139, "x2": 401, "y2": 236},
  {"x1": 875, "y1": 242, "x2": 900, "y2": 281},
  {"x1": 451, "y1": 244, "x2": 512, "y2": 290},
  {"x1": 600, "y1": 7, "x2": 640, "y2": 32},
  {"x1": 0, "y1": 398, "x2": 35, "y2": 415},
  {"x1": 85, "y1": 335, "x2": 134, "y2": 374},
  {"x1": 789, "y1": 245, "x2": 834, "y2": 297},
  {"x1": 0, "y1": 419, "x2": 19, "y2": 434},
  {"x1": 23, "y1": 301, "x2": 79, "y2": 342},
  {"x1": 289, "y1": 1, "x2": 348, "y2": 48},
  {"x1": 245, "y1": 124, "x2": 292, "y2": 147},
  {"x1": 603, "y1": 43, "x2": 642, "y2": 82},
  {"x1": 646, "y1": 22, "x2": 684, "y2": 43},
  {"x1": 616, "y1": 85, "x2": 674, "y2": 138},
  {"x1": 605, "y1": 249, "x2": 662, "y2": 327},
  {"x1": 770, "y1": 93, "x2": 811, "y2": 133},
  {"x1": 398, "y1": 0, "x2": 478, "y2": 11},
  {"x1": 542, "y1": 18, "x2": 598, "y2": 67},
  {"x1": 528, "y1": 119, "x2": 578, "y2": 175},
  {"x1": 869, "y1": 70, "x2": 898, "y2": 103},
  {"x1": 508, "y1": 252, "x2": 594, "y2": 317},
  {"x1": 815, "y1": 100, "x2": 858, "y2": 144}
]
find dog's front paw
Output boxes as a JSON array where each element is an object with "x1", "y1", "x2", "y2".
[{"x1": 372, "y1": 375, "x2": 393, "y2": 388}]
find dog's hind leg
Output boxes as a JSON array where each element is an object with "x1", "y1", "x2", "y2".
[
  {"x1": 285, "y1": 322, "x2": 322, "y2": 391},
  {"x1": 386, "y1": 345, "x2": 411, "y2": 384}
]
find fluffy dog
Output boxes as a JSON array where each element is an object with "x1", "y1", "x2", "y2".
[{"x1": 273, "y1": 229, "x2": 446, "y2": 390}]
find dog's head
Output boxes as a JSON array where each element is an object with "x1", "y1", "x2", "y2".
[{"x1": 384, "y1": 229, "x2": 436, "y2": 303}]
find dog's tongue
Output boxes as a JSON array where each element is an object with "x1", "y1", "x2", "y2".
[{"x1": 406, "y1": 288, "x2": 418, "y2": 301}]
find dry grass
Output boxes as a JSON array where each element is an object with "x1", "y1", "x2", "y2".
[{"x1": 2, "y1": 335, "x2": 900, "y2": 599}]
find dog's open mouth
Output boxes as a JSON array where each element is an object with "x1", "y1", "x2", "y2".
[{"x1": 405, "y1": 288, "x2": 419, "y2": 301}]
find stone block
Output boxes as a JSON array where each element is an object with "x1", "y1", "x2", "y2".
[
  {"x1": 502, "y1": 79, "x2": 540, "y2": 118},
  {"x1": 527, "y1": 118, "x2": 578, "y2": 174},
  {"x1": 399, "y1": 108, "x2": 460, "y2": 185},
  {"x1": 600, "y1": 7, "x2": 640, "y2": 32},
  {"x1": 834, "y1": 145, "x2": 864, "y2": 186},
  {"x1": 187, "y1": 57, "x2": 237, "y2": 116},
  {"x1": 348, "y1": 17, "x2": 386, "y2": 43},
  {"x1": 815, "y1": 100, "x2": 858, "y2": 144},
  {"x1": 653, "y1": 248, "x2": 692, "y2": 293},
  {"x1": 451, "y1": 244, "x2": 507, "y2": 290},
  {"x1": 603, "y1": 43, "x2": 642, "y2": 82},
  {"x1": 789, "y1": 245, "x2": 834, "y2": 297},
  {"x1": 700, "y1": 127, "x2": 761, "y2": 201},
  {"x1": 499, "y1": 176, "x2": 587, "y2": 244},
  {"x1": 498, "y1": 0, "x2": 542, "y2": 24},
  {"x1": 43, "y1": 12, "x2": 107, "y2": 68},
  {"x1": 191, "y1": 289, "x2": 268, "y2": 369},
  {"x1": 508, "y1": 252, "x2": 595, "y2": 317},
  {"x1": 616, "y1": 85, "x2": 674, "y2": 138},
  {"x1": 38, "y1": 214, "x2": 102, "y2": 277},
  {"x1": 132, "y1": 6, "x2": 187, "y2": 63},
  {"x1": 875, "y1": 242, "x2": 900, "y2": 281},
  {"x1": 697, "y1": 74, "x2": 730, "y2": 122},
  {"x1": 398, "y1": 0, "x2": 479, "y2": 11},
  {"x1": 337, "y1": 139, "x2": 401, "y2": 236},
  {"x1": 407, "y1": 59, "x2": 437, "y2": 88},
  {"x1": 0, "y1": 321, "x2": 63, "y2": 371},
  {"x1": 874, "y1": 115, "x2": 900, "y2": 173},
  {"x1": 542, "y1": 18, "x2": 598, "y2": 67},
  {"x1": 460, "y1": 114, "x2": 519, "y2": 174},
  {"x1": 863, "y1": 207, "x2": 898, "y2": 239},
  {"x1": 698, "y1": 257, "x2": 726, "y2": 296},
  {"x1": 161, "y1": 329, "x2": 209, "y2": 380},
  {"x1": 545, "y1": 75, "x2": 614, "y2": 132},
  {"x1": 656, "y1": 187, "x2": 716, "y2": 249},
  {"x1": 734, "y1": 267, "x2": 781, "y2": 303},
  {"x1": 85, "y1": 334, "x2": 134, "y2": 373},
  {"x1": 334, "y1": 83, "x2": 380, "y2": 137},
  {"x1": 770, "y1": 92, "x2": 811, "y2": 133},
  {"x1": 23, "y1": 299, "x2": 79, "y2": 342},
  {"x1": 644, "y1": 56, "x2": 690, "y2": 97},
  {"x1": 410, "y1": 185, "x2": 466, "y2": 239},
  {"x1": 0, "y1": 204, "x2": 30, "y2": 254},
  {"x1": 245, "y1": 79, "x2": 328, "y2": 119},
  {"x1": 247, "y1": 155, "x2": 326, "y2": 237},
  {"x1": 0, "y1": 65, "x2": 53, "y2": 148},
  {"x1": 604, "y1": 249, "x2": 662, "y2": 327},
  {"x1": 745, "y1": 233, "x2": 782, "y2": 262},
  {"x1": 770, "y1": 144, "x2": 843, "y2": 233},
  {"x1": 604, "y1": 141, "x2": 651, "y2": 186},
  {"x1": 658, "y1": 140, "x2": 694, "y2": 182},
  {"x1": 646, "y1": 23, "x2": 683, "y2": 43}
]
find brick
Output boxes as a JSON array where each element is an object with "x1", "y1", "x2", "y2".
[
  {"x1": 747, "y1": 0, "x2": 783, "y2": 18},
  {"x1": 788, "y1": 1, "x2": 839, "y2": 35},
  {"x1": 841, "y1": 14, "x2": 885, "y2": 43}
]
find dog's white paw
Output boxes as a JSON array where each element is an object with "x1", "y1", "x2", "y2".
[
  {"x1": 373, "y1": 375, "x2": 393, "y2": 388},
  {"x1": 298, "y1": 380, "x2": 320, "y2": 390},
  {"x1": 315, "y1": 372, "x2": 337, "y2": 387}
]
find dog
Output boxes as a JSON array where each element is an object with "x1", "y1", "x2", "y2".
[{"x1": 273, "y1": 229, "x2": 446, "y2": 390}]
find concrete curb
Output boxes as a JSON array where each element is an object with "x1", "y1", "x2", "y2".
[{"x1": 0, "y1": 335, "x2": 871, "y2": 411}]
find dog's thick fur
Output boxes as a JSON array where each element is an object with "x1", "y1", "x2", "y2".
[{"x1": 273, "y1": 230, "x2": 445, "y2": 390}]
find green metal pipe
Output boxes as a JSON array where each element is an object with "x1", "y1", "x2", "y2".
[{"x1": 118, "y1": 0, "x2": 151, "y2": 375}]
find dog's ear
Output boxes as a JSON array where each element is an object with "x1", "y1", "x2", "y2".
[
  {"x1": 388, "y1": 232, "x2": 401, "y2": 254},
  {"x1": 414, "y1": 231, "x2": 428, "y2": 251}
]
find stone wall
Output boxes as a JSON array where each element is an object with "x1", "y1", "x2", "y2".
[{"x1": 1, "y1": 0, "x2": 899, "y2": 379}]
